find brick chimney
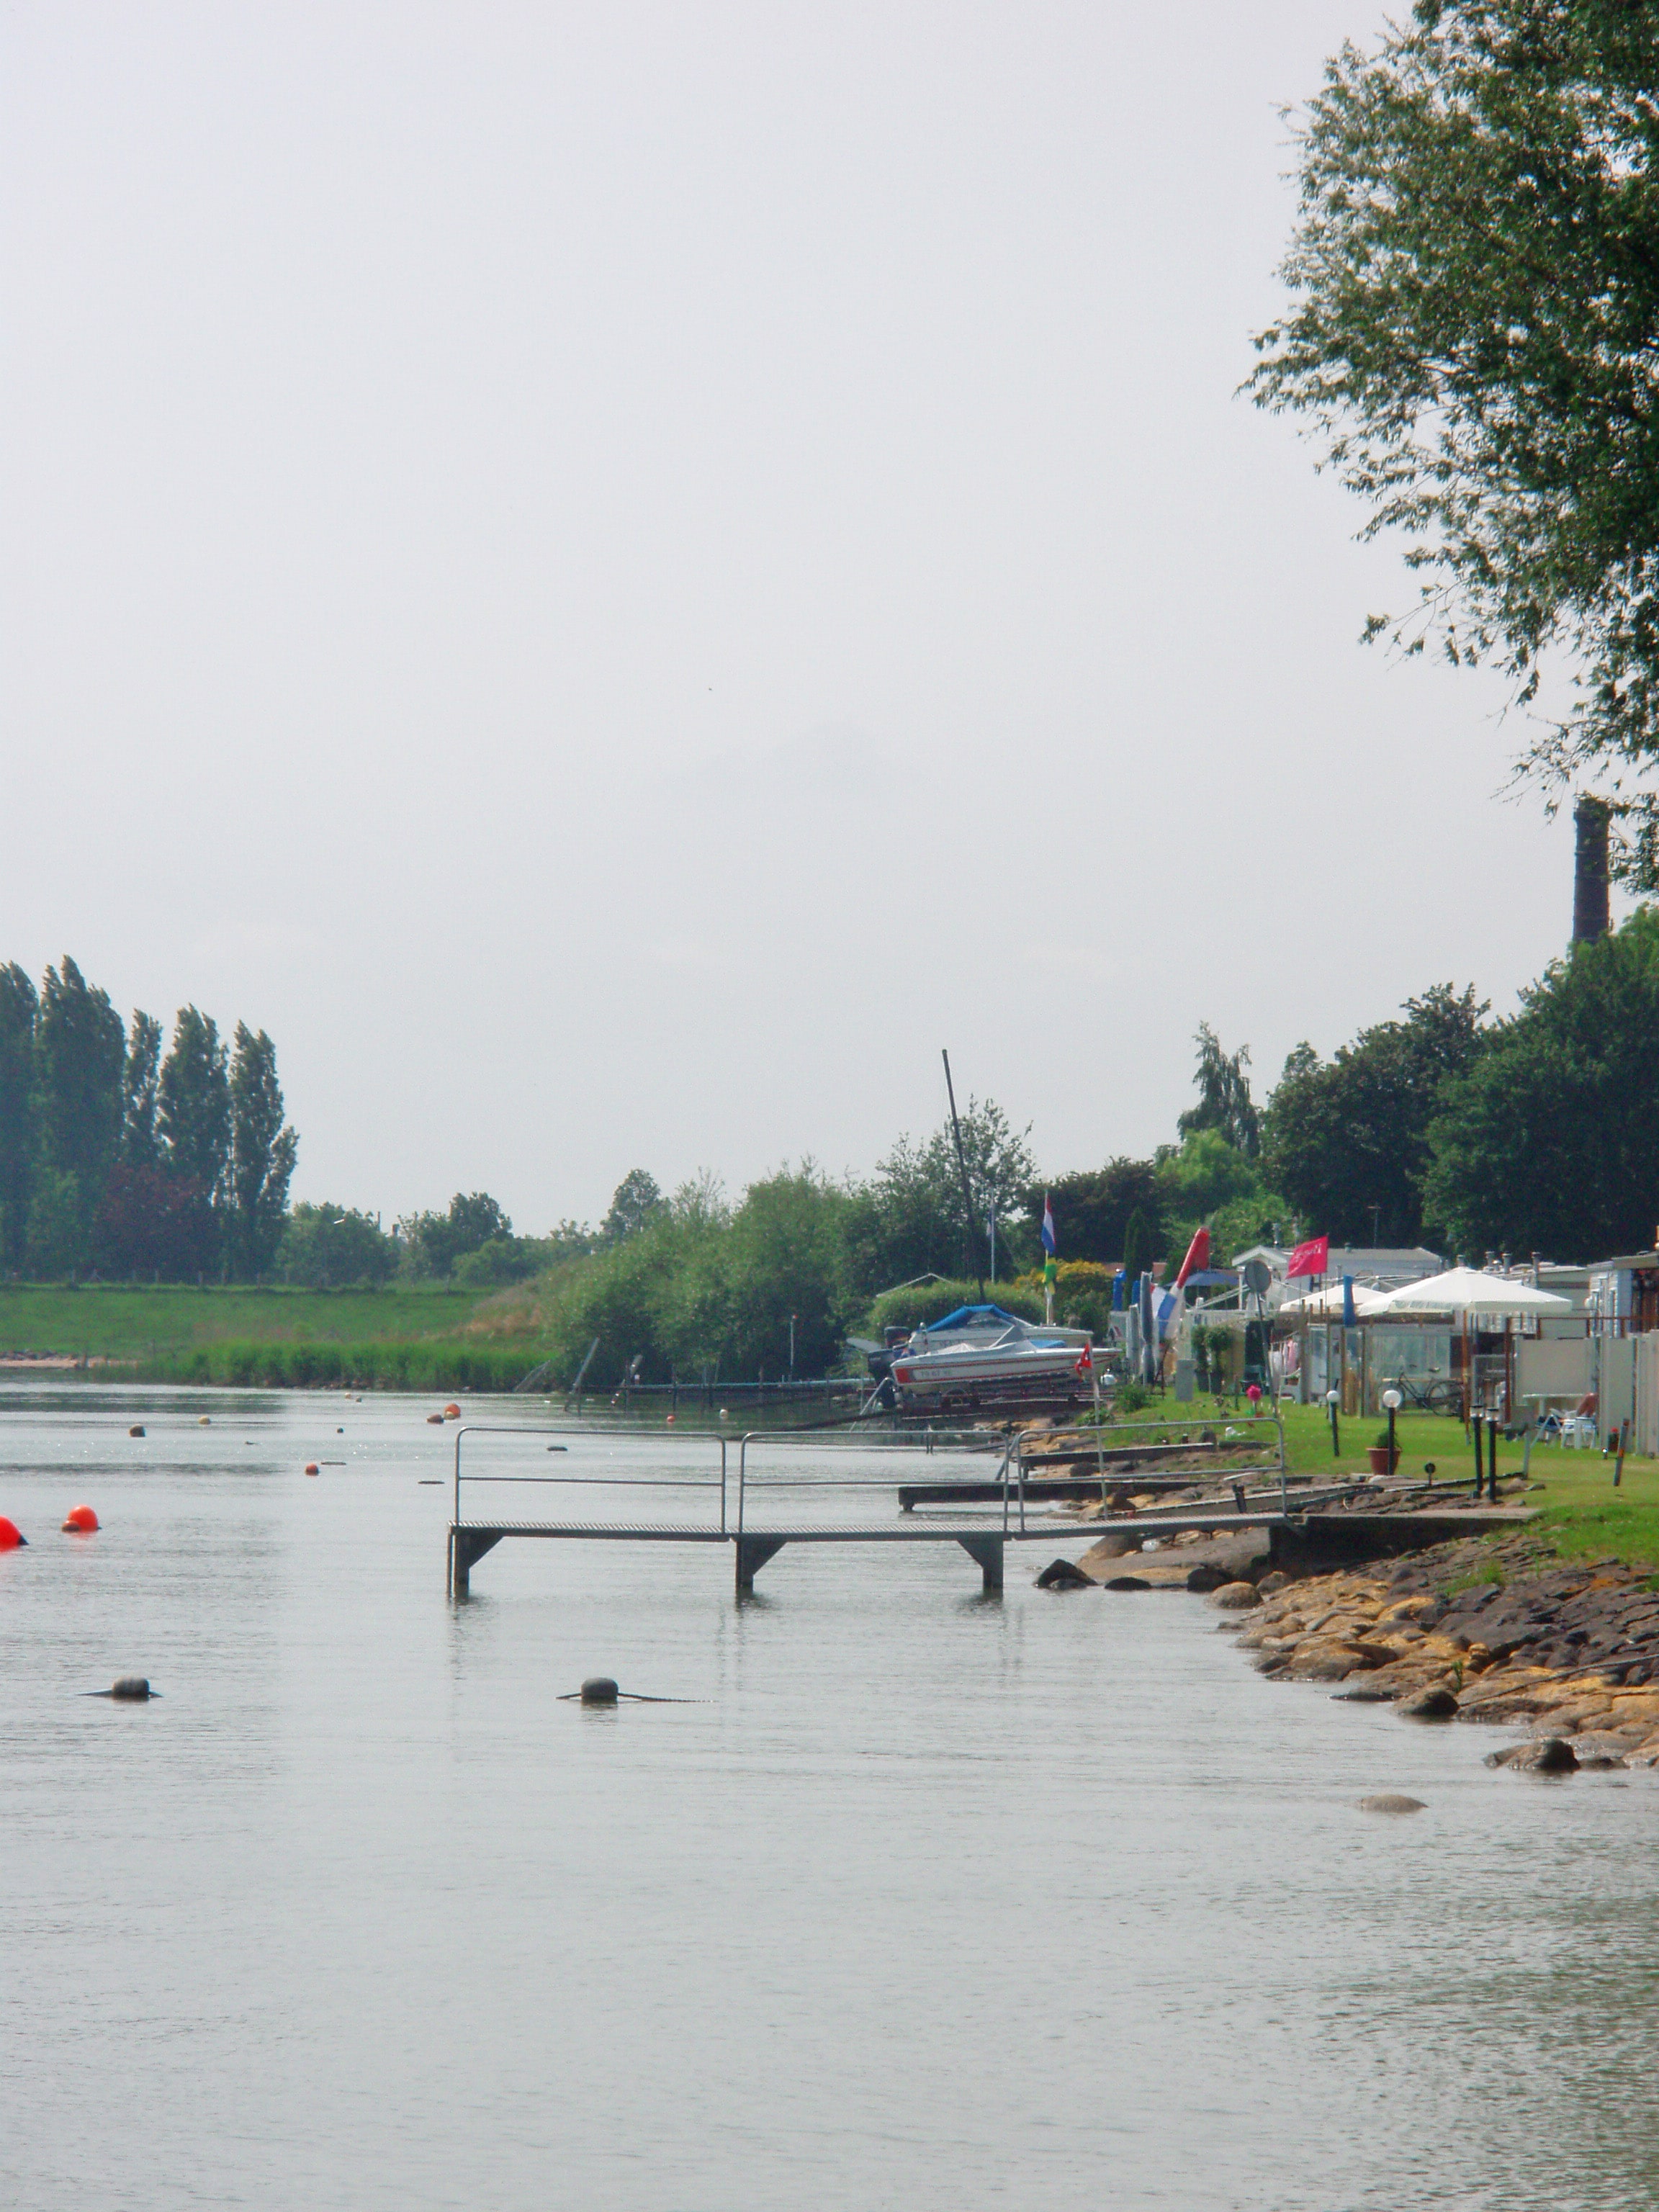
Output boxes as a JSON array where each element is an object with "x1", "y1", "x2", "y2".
[{"x1": 1572, "y1": 795, "x2": 1611, "y2": 945}]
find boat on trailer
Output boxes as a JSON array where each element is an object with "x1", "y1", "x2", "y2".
[{"x1": 886, "y1": 1304, "x2": 1095, "y2": 1415}]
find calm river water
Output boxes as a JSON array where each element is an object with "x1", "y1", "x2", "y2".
[{"x1": 4, "y1": 1384, "x2": 1658, "y2": 2211}]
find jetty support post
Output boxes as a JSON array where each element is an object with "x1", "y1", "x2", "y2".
[
  {"x1": 448, "y1": 1526, "x2": 504, "y2": 1599},
  {"x1": 734, "y1": 1535, "x2": 787, "y2": 1596},
  {"x1": 956, "y1": 1534, "x2": 1004, "y2": 1594}
]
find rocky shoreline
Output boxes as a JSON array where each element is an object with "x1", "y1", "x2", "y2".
[
  {"x1": 1034, "y1": 1522, "x2": 1659, "y2": 1775},
  {"x1": 1213, "y1": 1533, "x2": 1659, "y2": 1774}
]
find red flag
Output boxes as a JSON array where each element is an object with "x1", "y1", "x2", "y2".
[
  {"x1": 1173, "y1": 1226, "x2": 1210, "y2": 1290},
  {"x1": 1286, "y1": 1235, "x2": 1329, "y2": 1280}
]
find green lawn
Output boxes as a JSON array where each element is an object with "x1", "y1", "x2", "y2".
[
  {"x1": 1123, "y1": 1395, "x2": 1659, "y2": 1572},
  {"x1": 0, "y1": 1282, "x2": 490, "y2": 1359},
  {"x1": 1270, "y1": 1398, "x2": 1659, "y2": 1573}
]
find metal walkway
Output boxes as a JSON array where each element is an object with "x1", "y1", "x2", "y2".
[{"x1": 441, "y1": 1421, "x2": 1308, "y2": 1599}]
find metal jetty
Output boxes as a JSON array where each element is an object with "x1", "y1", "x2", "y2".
[{"x1": 444, "y1": 1419, "x2": 1310, "y2": 1599}]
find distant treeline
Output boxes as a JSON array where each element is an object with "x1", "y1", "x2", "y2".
[
  {"x1": 0, "y1": 958, "x2": 297, "y2": 1285},
  {"x1": 19, "y1": 909, "x2": 1659, "y2": 1372},
  {"x1": 529, "y1": 912, "x2": 1659, "y2": 1390}
]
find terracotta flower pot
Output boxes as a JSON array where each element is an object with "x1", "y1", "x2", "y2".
[{"x1": 1367, "y1": 1445, "x2": 1399, "y2": 1476}]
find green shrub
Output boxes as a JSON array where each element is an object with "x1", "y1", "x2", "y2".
[{"x1": 863, "y1": 1279, "x2": 1045, "y2": 1337}]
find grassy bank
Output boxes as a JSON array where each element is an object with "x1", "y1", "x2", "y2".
[
  {"x1": 1105, "y1": 1395, "x2": 1659, "y2": 1572},
  {"x1": 0, "y1": 1283, "x2": 493, "y2": 1360}
]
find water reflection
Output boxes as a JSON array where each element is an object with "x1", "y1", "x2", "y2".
[{"x1": 0, "y1": 1383, "x2": 1656, "y2": 2211}]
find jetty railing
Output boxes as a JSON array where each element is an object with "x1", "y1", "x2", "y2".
[
  {"x1": 451, "y1": 1424, "x2": 730, "y2": 1534},
  {"x1": 446, "y1": 1414, "x2": 1308, "y2": 1599},
  {"x1": 733, "y1": 1425, "x2": 1020, "y2": 1542},
  {"x1": 1011, "y1": 1411, "x2": 1289, "y2": 1523}
]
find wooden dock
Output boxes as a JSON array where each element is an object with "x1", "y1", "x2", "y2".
[{"x1": 441, "y1": 1424, "x2": 1534, "y2": 1603}]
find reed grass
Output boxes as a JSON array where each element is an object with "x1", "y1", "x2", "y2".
[{"x1": 117, "y1": 1337, "x2": 547, "y2": 1392}]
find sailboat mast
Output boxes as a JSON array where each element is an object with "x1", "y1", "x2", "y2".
[{"x1": 941, "y1": 1048, "x2": 986, "y2": 1302}]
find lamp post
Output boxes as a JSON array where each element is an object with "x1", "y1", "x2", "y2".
[
  {"x1": 1381, "y1": 1386, "x2": 1402, "y2": 1476},
  {"x1": 1325, "y1": 1387, "x2": 1340, "y2": 1459}
]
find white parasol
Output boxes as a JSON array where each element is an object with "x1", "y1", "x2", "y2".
[
  {"x1": 1370, "y1": 1267, "x2": 1572, "y2": 1317},
  {"x1": 1278, "y1": 1280, "x2": 1390, "y2": 1317}
]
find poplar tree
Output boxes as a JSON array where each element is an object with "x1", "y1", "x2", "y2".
[
  {"x1": 157, "y1": 1008, "x2": 232, "y2": 1197},
  {"x1": 0, "y1": 964, "x2": 37, "y2": 1268},
  {"x1": 33, "y1": 956, "x2": 125, "y2": 1263},
  {"x1": 120, "y1": 1012, "x2": 163, "y2": 1167},
  {"x1": 226, "y1": 1024, "x2": 297, "y2": 1280}
]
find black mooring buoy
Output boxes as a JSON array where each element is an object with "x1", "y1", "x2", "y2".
[
  {"x1": 557, "y1": 1678, "x2": 701, "y2": 1704},
  {"x1": 94, "y1": 1676, "x2": 156, "y2": 1701}
]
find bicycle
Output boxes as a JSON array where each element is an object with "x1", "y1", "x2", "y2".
[{"x1": 1382, "y1": 1374, "x2": 1462, "y2": 1415}]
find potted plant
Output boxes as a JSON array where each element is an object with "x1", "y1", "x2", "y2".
[{"x1": 1367, "y1": 1430, "x2": 1400, "y2": 1476}]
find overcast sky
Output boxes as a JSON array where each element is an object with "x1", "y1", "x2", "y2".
[{"x1": 2, "y1": 2, "x2": 1613, "y2": 1231}]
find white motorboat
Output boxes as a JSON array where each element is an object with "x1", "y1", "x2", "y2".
[{"x1": 887, "y1": 1304, "x2": 1095, "y2": 1413}]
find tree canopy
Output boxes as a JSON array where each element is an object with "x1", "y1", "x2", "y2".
[
  {"x1": 1028, "y1": 1159, "x2": 1161, "y2": 1266},
  {"x1": 276, "y1": 1202, "x2": 397, "y2": 1287},
  {"x1": 1424, "y1": 907, "x2": 1659, "y2": 1256},
  {"x1": 1262, "y1": 985, "x2": 1488, "y2": 1245},
  {"x1": 1251, "y1": 0, "x2": 1659, "y2": 872},
  {"x1": 0, "y1": 958, "x2": 298, "y2": 1281},
  {"x1": 599, "y1": 1169, "x2": 667, "y2": 1246},
  {"x1": 1177, "y1": 1024, "x2": 1259, "y2": 1156},
  {"x1": 397, "y1": 1192, "x2": 515, "y2": 1279}
]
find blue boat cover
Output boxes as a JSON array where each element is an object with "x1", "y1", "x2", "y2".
[{"x1": 920, "y1": 1304, "x2": 1037, "y2": 1332}]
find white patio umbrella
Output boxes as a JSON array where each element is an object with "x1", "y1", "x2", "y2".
[
  {"x1": 1278, "y1": 1280, "x2": 1390, "y2": 1317},
  {"x1": 1372, "y1": 1266, "x2": 1573, "y2": 1429},
  {"x1": 1370, "y1": 1267, "x2": 1572, "y2": 1317}
]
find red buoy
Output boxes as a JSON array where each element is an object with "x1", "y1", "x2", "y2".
[
  {"x1": 61, "y1": 1504, "x2": 99, "y2": 1533},
  {"x1": 304, "y1": 1462, "x2": 320, "y2": 1476},
  {"x1": 0, "y1": 1516, "x2": 25, "y2": 1549},
  {"x1": 443, "y1": 1403, "x2": 462, "y2": 1420}
]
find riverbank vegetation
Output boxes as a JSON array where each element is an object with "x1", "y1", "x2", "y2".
[
  {"x1": 0, "y1": 1282, "x2": 489, "y2": 1360},
  {"x1": 12, "y1": 904, "x2": 1659, "y2": 1395}
]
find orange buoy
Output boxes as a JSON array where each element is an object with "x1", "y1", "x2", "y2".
[
  {"x1": 304, "y1": 1462, "x2": 320, "y2": 1476},
  {"x1": 425, "y1": 1412, "x2": 444, "y2": 1424},
  {"x1": 665, "y1": 1413, "x2": 676, "y2": 1425},
  {"x1": 443, "y1": 1403, "x2": 462, "y2": 1420},
  {"x1": 0, "y1": 1516, "x2": 25, "y2": 1549},
  {"x1": 61, "y1": 1504, "x2": 99, "y2": 1534}
]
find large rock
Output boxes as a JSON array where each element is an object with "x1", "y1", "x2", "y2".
[
  {"x1": 1487, "y1": 1736, "x2": 1578, "y2": 1773},
  {"x1": 1398, "y1": 1685, "x2": 1459, "y2": 1719},
  {"x1": 1103, "y1": 1575, "x2": 1152, "y2": 1592},
  {"x1": 1287, "y1": 1640, "x2": 1358, "y2": 1681},
  {"x1": 1035, "y1": 1557, "x2": 1094, "y2": 1591},
  {"x1": 1209, "y1": 1581, "x2": 1261, "y2": 1611},
  {"x1": 1078, "y1": 1531, "x2": 1139, "y2": 1563},
  {"x1": 1186, "y1": 1563, "x2": 1233, "y2": 1593}
]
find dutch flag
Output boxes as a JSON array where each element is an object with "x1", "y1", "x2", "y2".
[{"x1": 1040, "y1": 1195, "x2": 1056, "y2": 1256}]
